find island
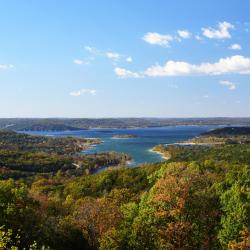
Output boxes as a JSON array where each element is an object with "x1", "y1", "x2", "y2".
[{"x1": 112, "y1": 134, "x2": 138, "y2": 139}]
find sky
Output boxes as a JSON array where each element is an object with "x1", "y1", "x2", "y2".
[{"x1": 0, "y1": 0, "x2": 250, "y2": 118}]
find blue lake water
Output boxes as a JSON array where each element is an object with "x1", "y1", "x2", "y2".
[{"x1": 23, "y1": 125, "x2": 217, "y2": 166}]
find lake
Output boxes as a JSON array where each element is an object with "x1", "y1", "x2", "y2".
[{"x1": 23, "y1": 125, "x2": 216, "y2": 166}]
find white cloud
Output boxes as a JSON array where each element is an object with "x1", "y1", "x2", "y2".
[
  {"x1": 114, "y1": 67, "x2": 142, "y2": 78},
  {"x1": 84, "y1": 46, "x2": 102, "y2": 56},
  {"x1": 177, "y1": 30, "x2": 191, "y2": 39},
  {"x1": 116, "y1": 55, "x2": 250, "y2": 78},
  {"x1": 145, "y1": 55, "x2": 250, "y2": 77},
  {"x1": 195, "y1": 35, "x2": 203, "y2": 41},
  {"x1": 73, "y1": 59, "x2": 89, "y2": 65},
  {"x1": 0, "y1": 64, "x2": 14, "y2": 70},
  {"x1": 202, "y1": 21, "x2": 234, "y2": 39},
  {"x1": 229, "y1": 43, "x2": 242, "y2": 50},
  {"x1": 84, "y1": 45, "x2": 131, "y2": 63},
  {"x1": 73, "y1": 59, "x2": 84, "y2": 65},
  {"x1": 240, "y1": 69, "x2": 250, "y2": 74},
  {"x1": 70, "y1": 89, "x2": 96, "y2": 96},
  {"x1": 126, "y1": 57, "x2": 133, "y2": 63},
  {"x1": 219, "y1": 80, "x2": 236, "y2": 90},
  {"x1": 106, "y1": 52, "x2": 120, "y2": 61},
  {"x1": 142, "y1": 32, "x2": 173, "y2": 46},
  {"x1": 84, "y1": 46, "x2": 93, "y2": 52}
]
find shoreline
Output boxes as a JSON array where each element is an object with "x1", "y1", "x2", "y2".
[
  {"x1": 171, "y1": 141, "x2": 224, "y2": 146},
  {"x1": 148, "y1": 148, "x2": 170, "y2": 160}
]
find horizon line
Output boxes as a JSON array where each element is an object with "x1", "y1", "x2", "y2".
[{"x1": 1, "y1": 117, "x2": 250, "y2": 119}]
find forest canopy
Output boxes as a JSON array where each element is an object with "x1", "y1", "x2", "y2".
[{"x1": 0, "y1": 128, "x2": 249, "y2": 249}]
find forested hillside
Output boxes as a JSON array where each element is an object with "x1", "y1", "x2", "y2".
[
  {"x1": 0, "y1": 130, "x2": 129, "y2": 179},
  {"x1": 1, "y1": 118, "x2": 250, "y2": 131},
  {"x1": 0, "y1": 128, "x2": 249, "y2": 249}
]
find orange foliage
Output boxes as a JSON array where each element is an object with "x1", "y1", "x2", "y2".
[{"x1": 74, "y1": 197, "x2": 122, "y2": 248}]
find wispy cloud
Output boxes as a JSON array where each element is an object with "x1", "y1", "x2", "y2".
[
  {"x1": 177, "y1": 30, "x2": 192, "y2": 39},
  {"x1": 70, "y1": 89, "x2": 96, "y2": 96},
  {"x1": 219, "y1": 80, "x2": 236, "y2": 90},
  {"x1": 114, "y1": 67, "x2": 142, "y2": 78},
  {"x1": 115, "y1": 55, "x2": 250, "y2": 78},
  {"x1": 83, "y1": 45, "x2": 131, "y2": 63},
  {"x1": 84, "y1": 46, "x2": 102, "y2": 56},
  {"x1": 142, "y1": 32, "x2": 173, "y2": 47},
  {"x1": 0, "y1": 64, "x2": 14, "y2": 70},
  {"x1": 126, "y1": 57, "x2": 133, "y2": 63},
  {"x1": 73, "y1": 59, "x2": 90, "y2": 65},
  {"x1": 73, "y1": 59, "x2": 83, "y2": 65},
  {"x1": 72, "y1": 46, "x2": 102, "y2": 66},
  {"x1": 106, "y1": 52, "x2": 121, "y2": 61},
  {"x1": 202, "y1": 21, "x2": 234, "y2": 39},
  {"x1": 229, "y1": 43, "x2": 242, "y2": 50},
  {"x1": 195, "y1": 34, "x2": 203, "y2": 41},
  {"x1": 84, "y1": 46, "x2": 95, "y2": 53}
]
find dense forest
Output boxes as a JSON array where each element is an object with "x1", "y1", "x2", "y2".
[
  {"x1": 0, "y1": 130, "x2": 130, "y2": 179},
  {"x1": 202, "y1": 126, "x2": 250, "y2": 136},
  {"x1": 0, "y1": 127, "x2": 249, "y2": 249}
]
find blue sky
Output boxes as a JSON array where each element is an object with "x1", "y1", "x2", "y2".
[{"x1": 0, "y1": 0, "x2": 250, "y2": 117}]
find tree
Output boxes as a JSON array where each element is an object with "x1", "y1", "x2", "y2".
[
  {"x1": 73, "y1": 197, "x2": 122, "y2": 249},
  {"x1": 217, "y1": 166, "x2": 250, "y2": 248}
]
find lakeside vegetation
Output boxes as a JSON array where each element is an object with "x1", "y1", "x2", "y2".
[
  {"x1": 0, "y1": 130, "x2": 101, "y2": 154},
  {"x1": 0, "y1": 126, "x2": 249, "y2": 249},
  {"x1": 0, "y1": 130, "x2": 130, "y2": 179},
  {"x1": 186, "y1": 127, "x2": 250, "y2": 145},
  {"x1": 152, "y1": 126, "x2": 250, "y2": 161},
  {"x1": 151, "y1": 144, "x2": 172, "y2": 159}
]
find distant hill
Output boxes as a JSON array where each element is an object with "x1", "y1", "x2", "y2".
[
  {"x1": 19, "y1": 123, "x2": 81, "y2": 131},
  {"x1": 0, "y1": 118, "x2": 250, "y2": 131},
  {"x1": 202, "y1": 126, "x2": 250, "y2": 136}
]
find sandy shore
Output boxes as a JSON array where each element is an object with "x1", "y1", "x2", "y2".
[
  {"x1": 172, "y1": 141, "x2": 223, "y2": 146},
  {"x1": 149, "y1": 148, "x2": 170, "y2": 160}
]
